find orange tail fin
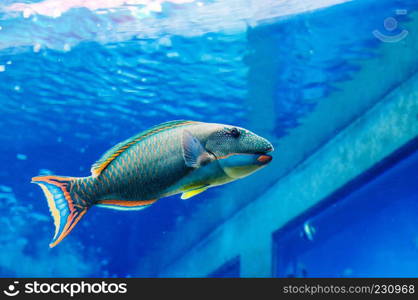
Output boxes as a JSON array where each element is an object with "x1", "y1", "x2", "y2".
[{"x1": 31, "y1": 175, "x2": 89, "y2": 248}]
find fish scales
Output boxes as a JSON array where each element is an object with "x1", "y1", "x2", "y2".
[
  {"x1": 32, "y1": 120, "x2": 274, "y2": 247},
  {"x1": 80, "y1": 123, "x2": 194, "y2": 202}
]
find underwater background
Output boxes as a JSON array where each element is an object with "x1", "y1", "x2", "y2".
[{"x1": 0, "y1": 0, "x2": 418, "y2": 277}]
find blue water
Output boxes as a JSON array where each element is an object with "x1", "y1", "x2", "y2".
[
  {"x1": 0, "y1": 0, "x2": 417, "y2": 277},
  {"x1": 274, "y1": 145, "x2": 418, "y2": 277}
]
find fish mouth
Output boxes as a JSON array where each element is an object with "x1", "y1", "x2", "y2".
[
  {"x1": 254, "y1": 148, "x2": 273, "y2": 164},
  {"x1": 257, "y1": 154, "x2": 272, "y2": 164}
]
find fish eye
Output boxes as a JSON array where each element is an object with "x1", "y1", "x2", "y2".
[{"x1": 230, "y1": 127, "x2": 240, "y2": 138}]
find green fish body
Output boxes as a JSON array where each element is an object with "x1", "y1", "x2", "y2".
[{"x1": 32, "y1": 120, "x2": 273, "y2": 247}]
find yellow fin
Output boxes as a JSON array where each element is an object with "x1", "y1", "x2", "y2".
[{"x1": 181, "y1": 185, "x2": 209, "y2": 200}]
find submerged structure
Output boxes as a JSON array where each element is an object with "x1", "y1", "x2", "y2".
[{"x1": 0, "y1": 0, "x2": 417, "y2": 277}]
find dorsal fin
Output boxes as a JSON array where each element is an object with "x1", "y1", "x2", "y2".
[{"x1": 91, "y1": 120, "x2": 198, "y2": 177}]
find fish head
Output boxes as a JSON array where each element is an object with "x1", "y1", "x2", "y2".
[{"x1": 204, "y1": 124, "x2": 274, "y2": 178}]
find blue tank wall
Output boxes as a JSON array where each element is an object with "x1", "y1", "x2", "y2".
[
  {"x1": 0, "y1": 0, "x2": 417, "y2": 278},
  {"x1": 274, "y1": 143, "x2": 418, "y2": 277}
]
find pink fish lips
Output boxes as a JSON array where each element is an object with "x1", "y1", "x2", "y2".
[
  {"x1": 32, "y1": 120, "x2": 275, "y2": 247},
  {"x1": 257, "y1": 154, "x2": 273, "y2": 164}
]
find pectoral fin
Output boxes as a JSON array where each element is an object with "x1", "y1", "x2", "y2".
[
  {"x1": 181, "y1": 185, "x2": 209, "y2": 200},
  {"x1": 182, "y1": 130, "x2": 214, "y2": 168}
]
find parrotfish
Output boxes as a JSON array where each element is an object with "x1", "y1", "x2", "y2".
[{"x1": 32, "y1": 120, "x2": 274, "y2": 247}]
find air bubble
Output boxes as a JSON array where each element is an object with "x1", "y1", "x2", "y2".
[{"x1": 33, "y1": 43, "x2": 41, "y2": 53}]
